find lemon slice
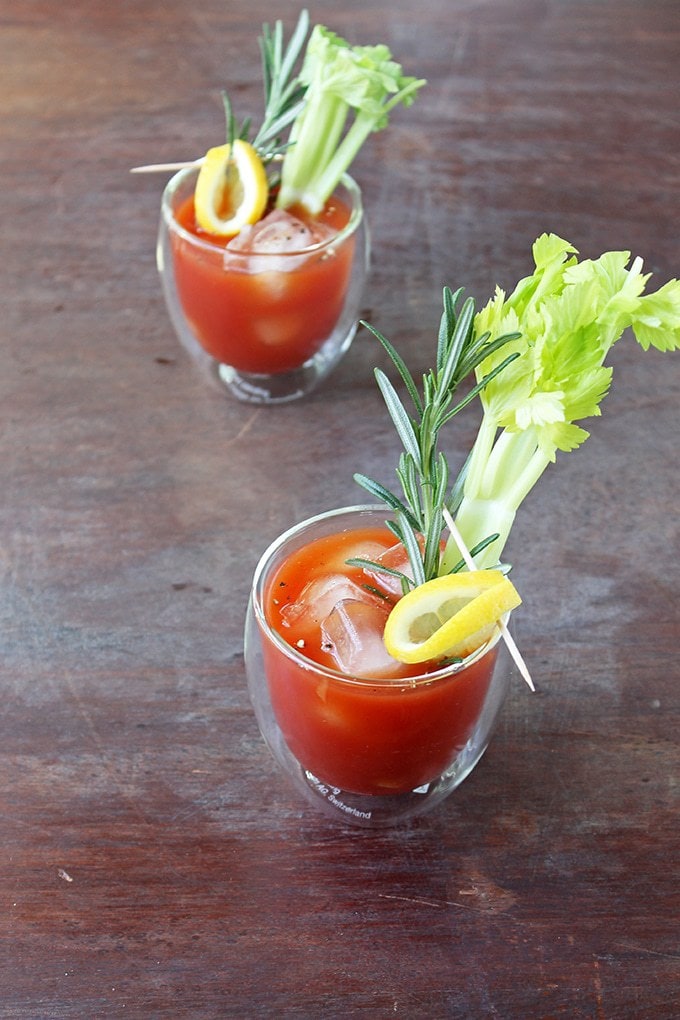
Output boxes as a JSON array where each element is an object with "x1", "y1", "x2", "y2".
[
  {"x1": 383, "y1": 570, "x2": 522, "y2": 664},
  {"x1": 194, "y1": 140, "x2": 268, "y2": 237}
]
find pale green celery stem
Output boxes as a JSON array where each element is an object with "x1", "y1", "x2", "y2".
[
  {"x1": 307, "y1": 87, "x2": 420, "y2": 212},
  {"x1": 309, "y1": 112, "x2": 376, "y2": 212},
  {"x1": 462, "y1": 414, "x2": 498, "y2": 502},
  {"x1": 505, "y1": 441, "x2": 552, "y2": 512},
  {"x1": 277, "y1": 93, "x2": 348, "y2": 212},
  {"x1": 445, "y1": 496, "x2": 517, "y2": 570},
  {"x1": 441, "y1": 427, "x2": 553, "y2": 571},
  {"x1": 482, "y1": 428, "x2": 541, "y2": 501}
]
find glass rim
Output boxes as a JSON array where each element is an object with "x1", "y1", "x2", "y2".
[
  {"x1": 251, "y1": 504, "x2": 506, "y2": 690},
  {"x1": 161, "y1": 167, "x2": 364, "y2": 258}
]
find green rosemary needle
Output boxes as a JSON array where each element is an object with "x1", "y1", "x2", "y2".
[
  {"x1": 222, "y1": 10, "x2": 309, "y2": 161},
  {"x1": 351, "y1": 287, "x2": 521, "y2": 591}
]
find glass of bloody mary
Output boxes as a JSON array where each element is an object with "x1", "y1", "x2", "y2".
[
  {"x1": 157, "y1": 166, "x2": 369, "y2": 404},
  {"x1": 244, "y1": 506, "x2": 515, "y2": 827}
]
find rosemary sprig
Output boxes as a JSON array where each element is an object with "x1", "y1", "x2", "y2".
[
  {"x1": 222, "y1": 10, "x2": 309, "y2": 161},
  {"x1": 352, "y1": 287, "x2": 521, "y2": 591}
]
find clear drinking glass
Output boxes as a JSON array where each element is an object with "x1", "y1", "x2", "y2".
[
  {"x1": 157, "y1": 168, "x2": 369, "y2": 404},
  {"x1": 244, "y1": 506, "x2": 516, "y2": 827}
]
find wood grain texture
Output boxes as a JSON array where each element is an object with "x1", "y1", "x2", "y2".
[{"x1": 1, "y1": 1, "x2": 678, "y2": 1017}]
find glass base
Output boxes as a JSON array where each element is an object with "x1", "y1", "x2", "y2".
[
  {"x1": 296, "y1": 745, "x2": 492, "y2": 827},
  {"x1": 215, "y1": 321, "x2": 358, "y2": 404}
]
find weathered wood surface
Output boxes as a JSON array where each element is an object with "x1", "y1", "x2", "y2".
[{"x1": 1, "y1": 1, "x2": 678, "y2": 1016}]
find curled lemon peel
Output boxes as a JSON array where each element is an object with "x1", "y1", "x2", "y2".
[
  {"x1": 383, "y1": 570, "x2": 522, "y2": 664},
  {"x1": 194, "y1": 140, "x2": 268, "y2": 237}
]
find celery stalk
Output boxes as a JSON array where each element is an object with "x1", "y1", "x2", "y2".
[
  {"x1": 442, "y1": 235, "x2": 680, "y2": 570},
  {"x1": 277, "y1": 25, "x2": 425, "y2": 213}
]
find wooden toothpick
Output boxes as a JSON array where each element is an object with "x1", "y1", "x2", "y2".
[
  {"x1": 442, "y1": 507, "x2": 535, "y2": 691},
  {"x1": 129, "y1": 159, "x2": 204, "y2": 174}
]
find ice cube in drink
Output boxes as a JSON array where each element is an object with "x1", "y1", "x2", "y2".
[
  {"x1": 321, "y1": 598, "x2": 412, "y2": 679},
  {"x1": 361, "y1": 540, "x2": 418, "y2": 598},
  {"x1": 280, "y1": 574, "x2": 385, "y2": 629}
]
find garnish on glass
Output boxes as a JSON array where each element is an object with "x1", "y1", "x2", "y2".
[
  {"x1": 131, "y1": 10, "x2": 425, "y2": 237},
  {"x1": 353, "y1": 234, "x2": 680, "y2": 686}
]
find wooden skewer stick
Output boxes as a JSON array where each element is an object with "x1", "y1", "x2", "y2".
[
  {"x1": 129, "y1": 159, "x2": 204, "y2": 174},
  {"x1": 442, "y1": 507, "x2": 535, "y2": 691}
]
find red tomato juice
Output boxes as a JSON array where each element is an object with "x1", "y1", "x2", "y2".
[
  {"x1": 261, "y1": 526, "x2": 499, "y2": 796},
  {"x1": 171, "y1": 194, "x2": 356, "y2": 374}
]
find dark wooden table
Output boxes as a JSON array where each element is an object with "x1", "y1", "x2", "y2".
[{"x1": 2, "y1": 1, "x2": 678, "y2": 1016}]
